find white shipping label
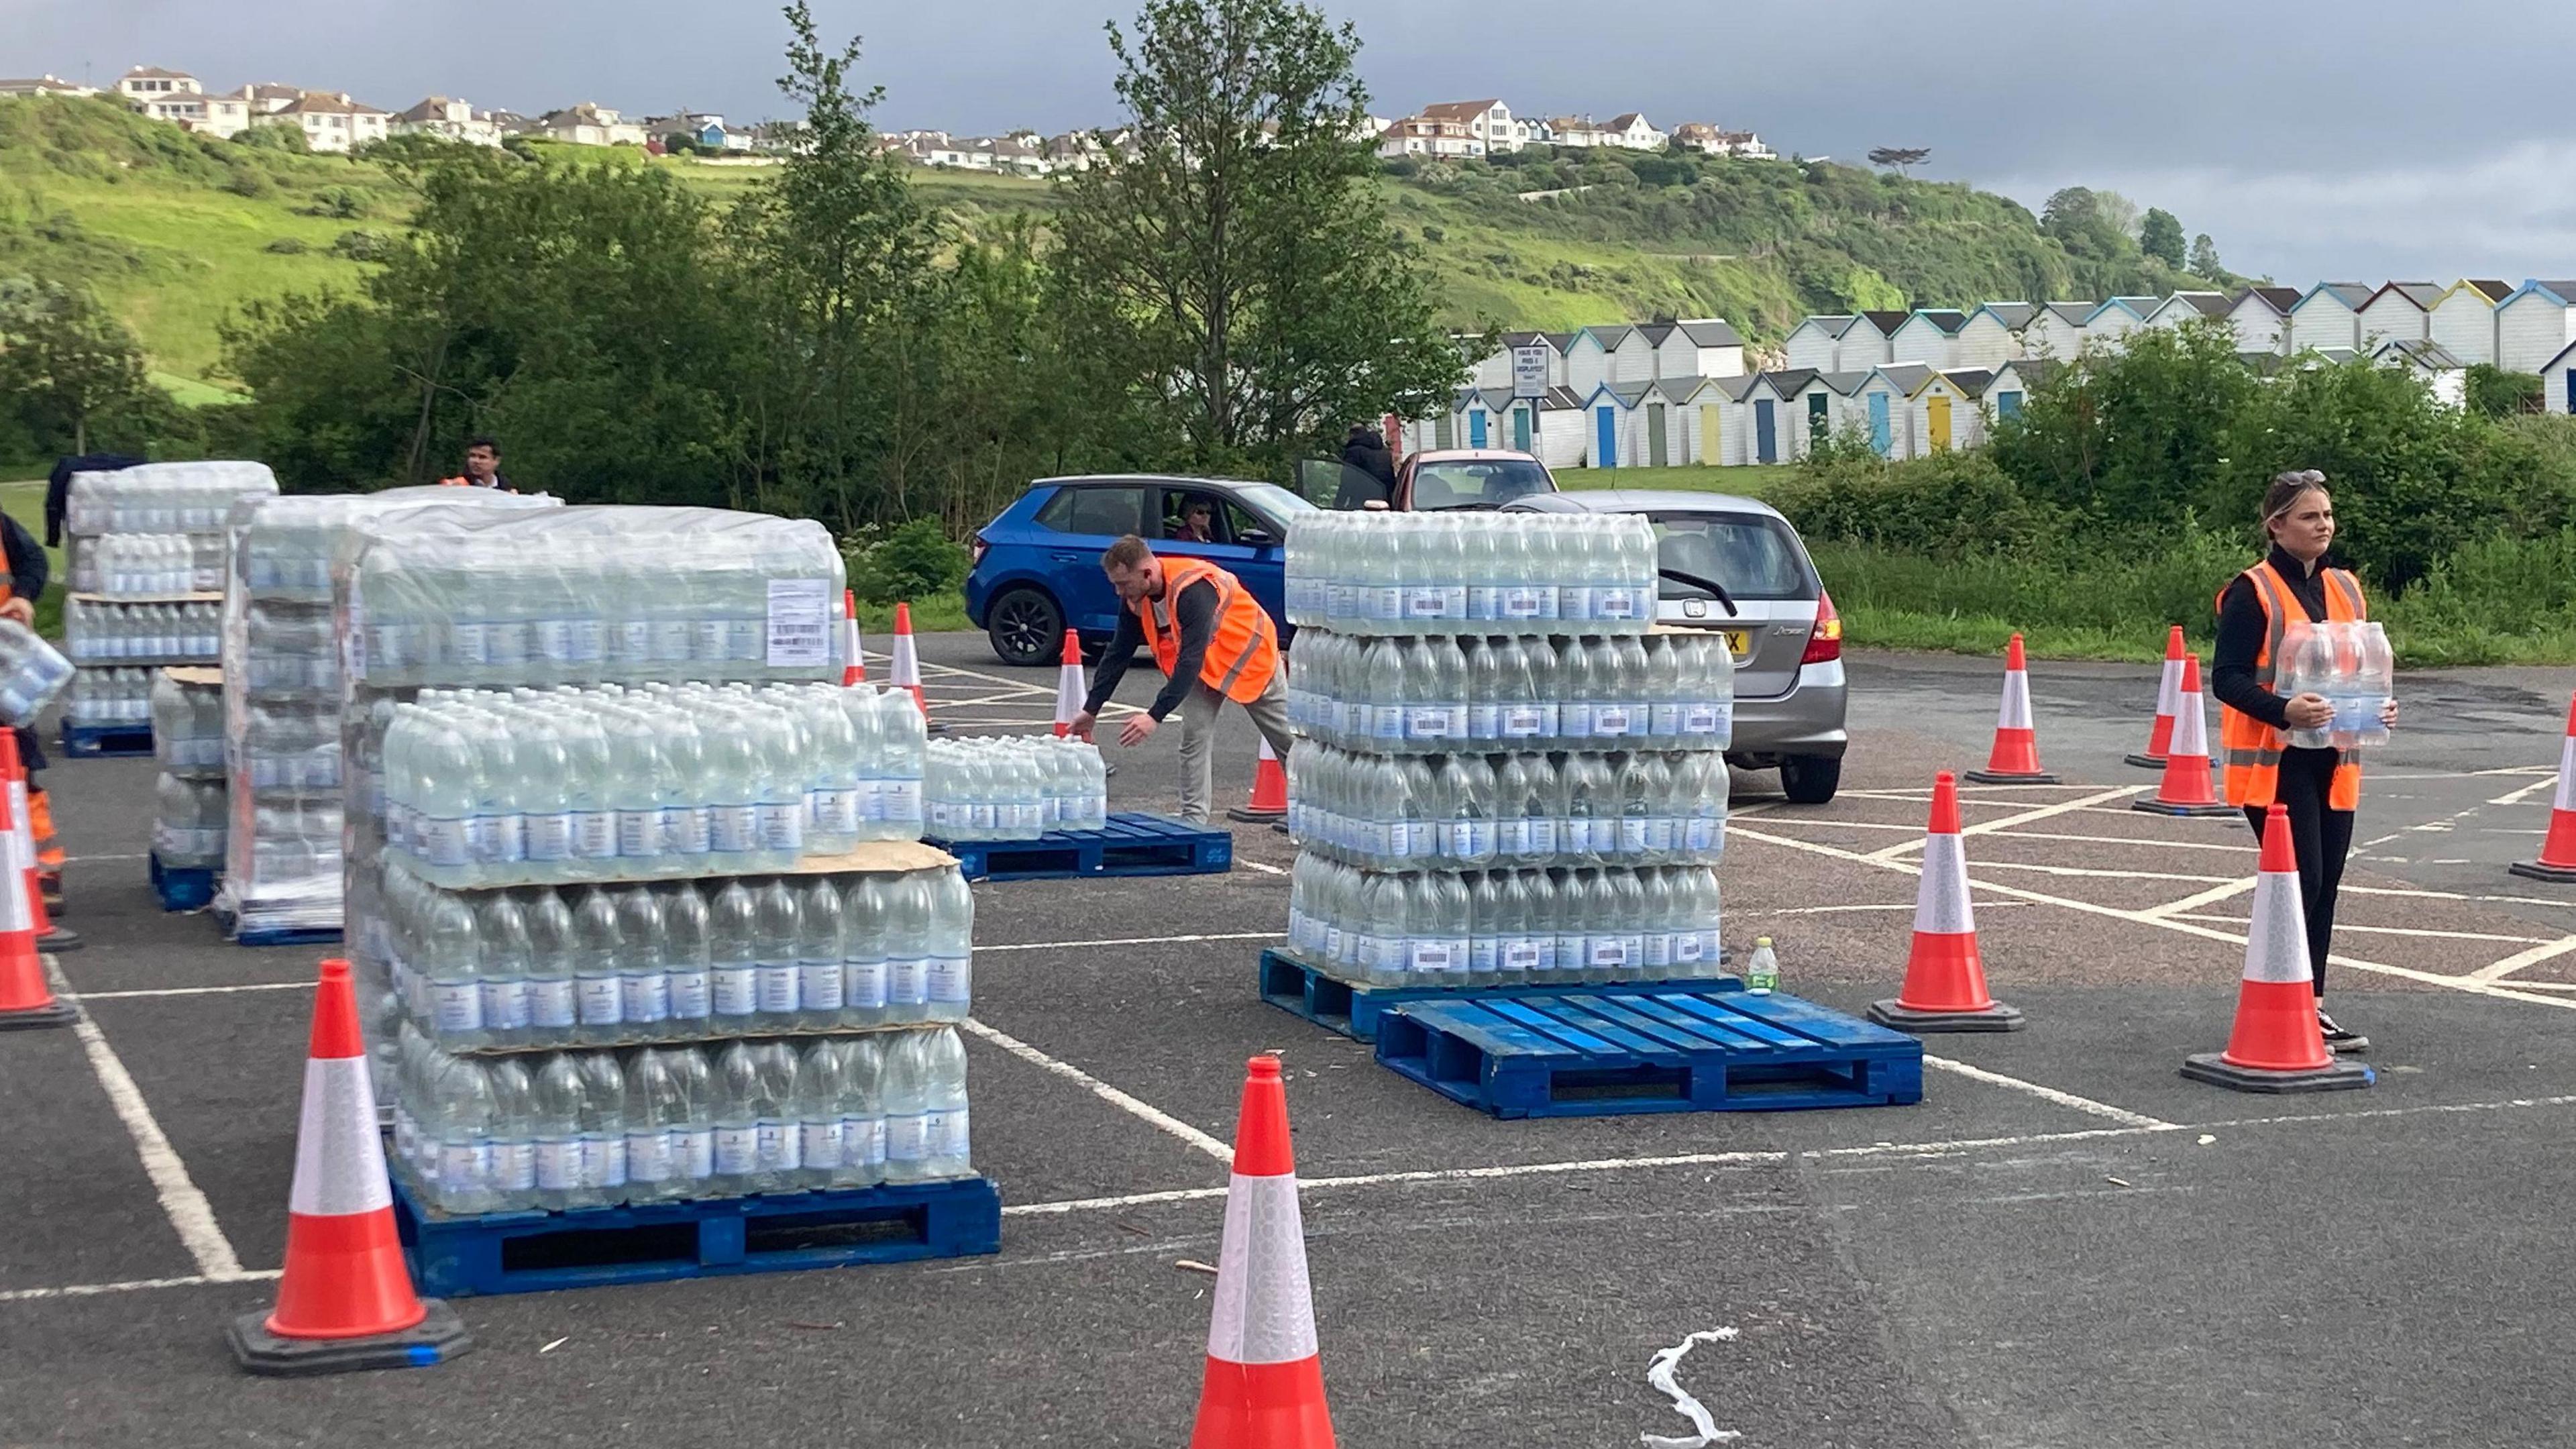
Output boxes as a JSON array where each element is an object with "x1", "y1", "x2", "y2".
[
  {"x1": 767, "y1": 578, "x2": 832, "y2": 667},
  {"x1": 1503, "y1": 941, "x2": 1542, "y2": 974},
  {"x1": 1589, "y1": 939, "x2": 1629, "y2": 970}
]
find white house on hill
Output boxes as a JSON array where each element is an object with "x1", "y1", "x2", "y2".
[
  {"x1": 2144, "y1": 292, "x2": 2231, "y2": 331},
  {"x1": 1417, "y1": 99, "x2": 1524, "y2": 153},
  {"x1": 0, "y1": 76, "x2": 97, "y2": 98},
  {"x1": 2084, "y1": 297, "x2": 2158, "y2": 347},
  {"x1": 2374, "y1": 339, "x2": 2467, "y2": 408},
  {"x1": 394, "y1": 96, "x2": 503, "y2": 146},
  {"x1": 262, "y1": 92, "x2": 389, "y2": 152}
]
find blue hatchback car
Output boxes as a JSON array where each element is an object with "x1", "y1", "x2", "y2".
[{"x1": 965, "y1": 474, "x2": 1318, "y2": 665}]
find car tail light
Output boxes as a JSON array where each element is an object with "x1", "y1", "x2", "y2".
[
  {"x1": 970, "y1": 533, "x2": 988, "y2": 568},
  {"x1": 1801, "y1": 588, "x2": 1843, "y2": 664}
]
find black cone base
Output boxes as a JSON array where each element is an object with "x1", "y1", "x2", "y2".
[
  {"x1": 0, "y1": 999, "x2": 75, "y2": 1030},
  {"x1": 1868, "y1": 998, "x2": 2027, "y2": 1033},
  {"x1": 2123, "y1": 753, "x2": 2168, "y2": 769},
  {"x1": 229, "y1": 1299, "x2": 474, "y2": 1377},
  {"x1": 1226, "y1": 807, "x2": 1287, "y2": 824},
  {"x1": 2180, "y1": 1053, "x2": 2373, "y2": 1094},
  {"x1": 38, "y1": 926, "x2": 81, "y2": 952},
  {"x1": 1964, "y1": 769, "x2": 2059, "y2": 785},
  {"x1": 2509, "y1": 860, "x2": 2576, "y2": 883},
  {"x1": 2132, "y1": 798, "x2": 2237, "y2": 818}
]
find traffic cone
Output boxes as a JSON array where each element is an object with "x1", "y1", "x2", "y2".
[
  {"x1": 2133, "y1": 655, "x2": 2234, "y2": 818},
  {"x1": 1227, "y1": 739, "x2": 1289, "y2": 825},
  {"x1": 2126, "y1": 626, "x2": 2186, "y2": 769},
  {"x1": 2182, "y1": 806, "x2": 2374, "y2": 1093},
  {"x1": 1189, "y1": 1055, "x2": 1334, "y2": 1449},
  {"x1": 1964, "y1": 634, "x2": 2058, "y2": 784},
  {"x1": 1870, "y1": 771, "x2": 2023, "y2": 1032},
  {"x1": 0, "y1": 734, "x2": 68, "y2": 1030},
  {"x1": 889, "y1": 602, "x2": 928, "y2": 718},
  {"x1": 228, "y1": 958, "x2": 474, "y2": 1375},
  {"x1": 1053, "y1": 629, "x2": 1087, "y2": 739},
  {"x1": 2510, "y1": 693, "x2": 2576, "y2": 883},
  {"x1": 1, "y1": 736, "x2": 77, "y2": 953},
  {"x1": 841, "y1": 588, "x2": 867, "y2": 686}
]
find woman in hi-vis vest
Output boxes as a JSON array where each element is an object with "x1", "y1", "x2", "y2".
[{"x1": 2210, "y1": 470, "x2": 2399, "y2": 1053}]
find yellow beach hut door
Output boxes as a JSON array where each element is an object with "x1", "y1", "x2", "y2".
[{"x1": 1927, "y1": 392, "x2": 1953, "y2": 452}]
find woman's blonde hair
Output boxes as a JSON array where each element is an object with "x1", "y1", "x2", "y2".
[{"x1": 2259, "y1": 469, "x2": 2329, "y2": 543}]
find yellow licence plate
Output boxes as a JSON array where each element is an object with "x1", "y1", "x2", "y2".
[{"x1": 1722, "y1": 630, "x2": 1751, "y2": 657}]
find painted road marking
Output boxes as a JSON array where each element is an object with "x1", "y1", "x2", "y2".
[
  {"x1": 2171, "y1": 915, "x2": 2561, "y2": 946},
  {"x1": 1920, "y1": 1056, "x2": 2178, "y2": 1128},
  {"x1": 2467, "y1": 935, "x2": 2576, "y2": 984},
  {"x1": 959, "y1": 1016, "x2": 1236, "y2": 1163},
  {"x1": 2139, "y1": 877, "x2": 2257, "y2": 919},
  {"x1": 1867, "y1": 786, "x2": 2145, "y2": 860}
]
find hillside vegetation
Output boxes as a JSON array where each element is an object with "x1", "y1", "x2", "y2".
[{"x1": 1, "y1": 94, "x2": 2235, "y2": 385}]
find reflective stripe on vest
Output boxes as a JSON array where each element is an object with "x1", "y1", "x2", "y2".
[
  {"x1": 1136, "y1": 555, "x2": 1279, "y2": 705},
  {"x1": 2214, "y1": 561, "x2": 2366, "y2": 811}
]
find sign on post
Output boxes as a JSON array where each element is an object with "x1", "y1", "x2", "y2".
[{"x1": 1511, "y1": 345, "x2": 1551, "y2": 400}]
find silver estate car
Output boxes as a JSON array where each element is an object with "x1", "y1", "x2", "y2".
[{"x1": 1506, "y1": 490, "x2": 1848, "y2": 803}]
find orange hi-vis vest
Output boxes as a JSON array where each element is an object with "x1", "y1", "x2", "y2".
[
  {"x1": 2216, "y1": 559, "x2": 2367, "y2": 812},
  {"x1": 1136, "y1": 555, "x2": 1279, "y2": 705}
]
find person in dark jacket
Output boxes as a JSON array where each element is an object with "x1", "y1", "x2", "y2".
[
  {"x1": 1336, "y1": 424, "x2": 1397, "y2": 510},
  {"x1": 46, "y1": 453, "x2": 148, "y2": 547},
  {"x1": 1, "y1": 510, "x2": 73, "y2": 949}
]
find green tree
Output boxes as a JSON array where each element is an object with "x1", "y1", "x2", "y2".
[
  {"x1": 2463, "y1": 363, "x2": 2542, "y2": 419},
  {"x1": 2139, "y1": 207, "x2": 2186, "y2": 269},
  {"x1": 0, "y1": 278, "x2": 162, "y2": 453},
  {"x1": 2188, "y1": 233, "x2": 2222, "y2": 278},
  {"x1": 1050, "y1": 0, "x2": 1466, "y2": 471},
  {"x1": 1986, "y1": 318, "x2": 2261, "y2": 530}
]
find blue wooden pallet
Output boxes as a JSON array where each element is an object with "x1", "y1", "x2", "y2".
[
  {"x1": 148, "y1": 852, "x2": 216, "y2": 912},
  {"x1": 390, "y1": 1173, "x2": 1002, "y2": 1298},
  {"x1": 60, "y1": 722, "x2": 152, "y2": 759},
  {"x1": 233, "y1": 923, "x2": 343, "y2": 948},
  {"x1": 1258, "y1": 947, "x2": 1739, "y2": 1042},
  {"x1": 932, "y1": 811, "x2": 1230, "y2": 882},
  {"x1": 1375, "y1": 989, "x2": 1923, "y2": 1119}
]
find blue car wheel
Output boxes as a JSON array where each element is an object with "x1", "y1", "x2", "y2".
[{"x1": 986, "y1": 585, "x2": 1064, "y2": 666}]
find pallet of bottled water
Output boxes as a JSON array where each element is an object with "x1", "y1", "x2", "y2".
[
  {"x1": 151, "y1": 668, "x2": 225, "y2": 776},
  {"x1": 1288, "y1": 632, "x2": 1732, "y2": 753},
  {"x1": 66, "y1": 460, "x2": 278, "y2": 537},
  {"x1": 378, "y1": 681, "x2": 926, "y2": 890},
  {"x1": 63, "y1": 598, "x2": 222, "y2": 667},
  {"x1": 2277, "y1": 619, "x2": 2396, "y2": 751},
  {"x1": 380, "y1": 852, "x2": 974, "y2": 1053},
  {"x1": 152, "y1": 668, "x2": 229, "y2": 904},
  {"x1": 1288, "y1": 745, "x2": 1727, "y2": 871},
  {"x1": 0, "y1": 618, "x2": 74, "y2": 728},
  {"x1": 153, "y1": 773, "x2": 227, "y2": 874},
  {"x1": 1287, "y1": 858, "x2": 1727, "y2": 989},
  {"x1": 1284, "y1": 512, "x2": 1660, "y2": 635},
  {"x1": 78, "y1": 533, "x2": 225, "y2": 598},
  {"x1": 924, "y1": 735, "x2": 1109, "y2": 843}
]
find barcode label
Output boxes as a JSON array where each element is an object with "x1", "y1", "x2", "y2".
[{"x1": 767, "y1": 579, "x2": 832, "y2": 667}]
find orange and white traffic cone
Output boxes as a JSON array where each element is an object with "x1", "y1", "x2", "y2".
[
  {"x1": 1965, "y1": 634, "x2": 2058, "y2": 784},
  {"x1": 1189, "y1": 1055, "x2": 1334, "y2": 1449},
  {"x1": 0, "y1": 734, "x2": 68, "y2": 1031},
  {"x1": 889, "y1": 602, "x2": 929, "y2": 720},
  {"x1": 2511, "y1": 693, "x2": 2576, "y2": 884},
  {"x1": 2182, "y1": 806, "x2": 2374, "y2": 1093},
  {"x1": 2133, "y1": 655, "x2": 2234, "y2": 818},
  {"x1": 841, "y1": 588, "x2": 867, "y2": 686},
  {"x1": 1, "y1": 735, "x2": 76, "y2": 953},
  {"x1": 1228, "y1": 739, "x2": 1289, "y2": 825},
  {"x1": 227, "y1": 958, "x2": 474, "y2": 1375},
  {"x1": 2126, "y1": 626, "x2": 2187, "y2": 769},
  {"x1": 1870, "y1": 771, "x2": 2023, "y2": 1032},
  {"x1": 1053, "y1": 629, "x2": 1087, "y2": 739}
]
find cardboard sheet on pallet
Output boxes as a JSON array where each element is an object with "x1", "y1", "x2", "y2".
[
  {"x1": 415, "y1": 838, "x2": 959, "y2": 894},
  {"x1": 162, "y1": 666, "x2": 223, "y2": 688},
  {"x1": 68, "y1": 590, "x2": 225, "y2": 605}
]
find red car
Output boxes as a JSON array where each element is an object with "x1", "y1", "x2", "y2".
[{"x1": 1389, "y1": 448, "x2": 1562, "y2": 511}]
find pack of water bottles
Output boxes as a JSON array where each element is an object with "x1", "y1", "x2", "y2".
[
  {"x1": 1287, "y1": 744, "x2": 1727, "y2": 871},
  {"x1": 0, "y1": 618, "x2": 74, "y2": 727},
  {"x1": 1287, "y1": 632, "x2": 1732, "y2": 752},
  {"x1": 64, "y1": 667, "x2": 154, "y2": 727},
  {"x1": 80, "y1": 534, "x2": 225, "y2": 598},
  {"x1": 63, "y1": 600, "x2": 222, "y2": 665},
  {"x1": 151, "y1": 669, "x2": 225, "y2": 777},
  {"x1": 1284, "y1": 512, "x2": 1660, "y2": 634},
  {"x1": 337, "y1": 506, "x2": 848, "y2": 689},
  {"x1": 377, "y1": 682, "x2": 926, "y2": 889},
  {"x1": 924, "y1": 736, "x2": 1110, "y2": 842},
  {"x1": 2277, "y1": 619, "x2": 2396, "y2": 751},
  {"x1": 388, "y1": 1024, "x2": 975, "y2": 1216},
  {"x1": 153, "y1": 774, "x2": 227, "y2": 869},
  {"x1": 381, "y1": 857, "x2": 974, "y2": 1052},
  {"x1": 66, "y1": 460, "x2": 279, "y2": 537},
  {"x1": 1287, "y1": 857, "x2": 1726, "y2": 987}
]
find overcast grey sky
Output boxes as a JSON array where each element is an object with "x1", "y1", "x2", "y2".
[{"x1": 17, "y1": 0, "x2": 2575, "y2": 286}]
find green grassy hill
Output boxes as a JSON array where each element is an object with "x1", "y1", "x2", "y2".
[{"x1": 1, "y1": 94, "x2": 2220, "y2": 386}]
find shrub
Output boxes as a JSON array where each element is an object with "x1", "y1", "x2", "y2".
[
  {"x1": 2465, "y1": 364, "x2": 2542, "y2": 419},
  {"x1": 847, "y1": 517, "x2": 969, "y2": 604},
  {"x1": 1776, "y1": 445, "x2": 2045, "y2": 559},
  {"x1": 329, "y1": 228, "x2": 394, "y2": 262},
  {"x1": 262, "y1": 236, "x2": 309, "y2": 255},
  {"x1": 222, "y1": 168, "x2": 271, "y2": 199}
]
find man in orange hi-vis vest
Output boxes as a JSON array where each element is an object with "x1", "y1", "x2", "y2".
[
  {"x1": 437, "y1": 436, "x2": 515, "y2": 490},
  {"x1": 1067, "y1": 535, "x2": 1293, "y2": 824}
]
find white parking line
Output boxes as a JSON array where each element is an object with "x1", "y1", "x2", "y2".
[
  {"x1": 958, "y1": 1017, "x2": 1236, "y2": 1163},
  {"x1": 2139, "y1": 877, "x2": 2257, "y2": 919},
  {"x1": 1919, "y1": 1055, "x2": 2178, "y2": 1128},
  {"x1": 2467, "y1": 935, "x2": 2576, "y2": 983},
  {"x1": 1979, "y1": 828, "x2": 2253, "y2": 855},
  {"x1": 43, "y1": 959, "x2": 246, "y2": 1281},
  {"x1": 2489, "y1": 776, "x2": 2565, "y2": 808},
  {"x1": 1964, "y1": 860, "x2": 2236, "y2": 884},
  {"x1": 1866, "y1": 786, "x2": 2147, "y2": 861},
  {"x1": 2171, "y1": 916, "x2": 2561, "y2": 947}
]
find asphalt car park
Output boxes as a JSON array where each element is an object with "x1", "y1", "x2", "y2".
[{"x1": 5, "y1": 631, "x2": 2576, "y2": 1448}]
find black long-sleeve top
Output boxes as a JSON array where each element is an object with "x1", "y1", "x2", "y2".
[
  {"x1": 2211, "y1": 543, "x2": 2334, "y2": 731},
  {"x1": 1083, "y1": 575, "x2": 1220, "y2": 722}
]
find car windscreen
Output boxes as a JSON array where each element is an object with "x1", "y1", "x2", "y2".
[
  {"x1": 1231, "y1": 481, "x2": 1316, "y2": 523},
  {"x1": 1408, "y1": 459, "x2": 1555, "y2": 509},
  {"x1": 1648, "y1": 512, "x2": 1815, "y2": 601}
]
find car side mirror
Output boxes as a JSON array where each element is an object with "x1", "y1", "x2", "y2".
[
  {"x1": 1238, "y1": 528, "x2": 1276, "y2": 549},
  {"x1": 1362, "y1": 499, "x2": 1391, "y2": 512}
]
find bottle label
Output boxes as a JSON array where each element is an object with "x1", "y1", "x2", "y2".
[
  {"x1": 1501, "y1": 588, "x2": 1542, "y2": 620},
  {"x1": 885, "y1": 1112, "x2": 928, "y2": 1163},
  {"x1": 479, "y1": 978, "x2": 531, "y2": 1032},
  {"x1": 1597, "y1": 589, "x2": 1638, "y2": 621},
  {"x1": 682, "y1": 1128, "x2": 716, "y2": 1181},
  {"x1": 621, "y1": 808, "x2": 670, "y2": 858},
  {"x1": 577, "y1": 976, "x2": 623, "y2": 1026},
  {"x1": 694, "y1": 620, "x2": 731, "y2": 662},
  {"x1": 1646, "y1": 817, "x2": 1677, "y2": 854},
  {"x1": 438, "y1": 1142, "x2": 489, "y2": 1195},
  {"x1": 535, "y1": 1139, "x2": 582, "y2": 1191},
  {"x1": 431, "y1": 981, "x2": 482, "y2": 1034},
  {"x1": 1682, "y1": 703, "x2": 1721, "y2": 735},
  {"x1": 667, "y1": 968, "x2": 711, "y2": 1020},
  {"x1": 536, "y1": 619, "x2": 575, "y2": 664},
  {"x1": 845, "y1": 959, "x2": 888, "y2": 1010},
  {"x1": 526, "y1": 812, "x2": 574, "y2": 861},
  {"x1": 883, "y1": 780, "x2": 922, "y2": 824},
  {"x1": 800, "y1": 961, "x2": 846, "y2": 1012},
  {"x1": 1673, "y1": 932, "x2": 1705, "y2": 964},
  {"x1": 653, "y1": 620, "x2": 696, "y2": 663},
  {"x1": 573, "y1": 812, "x2": 619, "y2": 859},
  {"x1": 529, "y1": 978, "x2": 578, "y2": 1029},
  {"x1": 1525, "y1": 816, "x2": 1558, "y2": 858},
  {"x1": 1467, "y1": 585, "x2": 1499, "y2": 621},
  {"x1": 930, "y1": 954, "x2": 972, "y2": 1004},
  {"x1": 483, "y1": 812, "x2": 527, "y2": 864},
  {"x1": 1650, "y1": 704, "x2": 1682, "y2": 738},
  {"x1": 420, "y1": 817, "x2": 472, "y2": 867},
  {"x1": 890, "y1": 958, "x2": 928, "y2": 1006},
  {"x1": 1619, "y1": 817, "x2": 1650, "y2": 855},
  {"x1": 1688, "y1": 817, "x2": 1722, "y2": 855},
  {"x1": 1496, "y1": 817, "x2": 1530, "y2": 859},
  {"x1": 627, "y1": 1130, "x2": 674, "y2": 1183},
  {"x1": 665, "y1": 806, "x2": 712, "y2": 857},
  {"x1": 1407, "y1": 706, "x2": 1451, "y2": 739},
  {"x1": 450, "y1": 621, "x2": 489, "y2": 666},
  {"x1": 929, "y1": 799, "x2": 955, "y2": 834},
  {"x1": 1562, "y1": 816, "x2": 1592, "y2": 854},
  {"x1": 566, "y1": 617, "x2": 604, "y2": 663},
  {"x1": 753, "y1": 1120, "x2": 800, "y2": 1173},
  {"x1": 756, "y1": 965, "x2": 800, "y2": 1015},
  {"x1": 714, "y1": 1126, "x2": 758, "y2": 1176},
  {"x1": 818, "y1": 788, "x2": 864, "y2": 836},
  {"x1": 621, "y1": 971, "x2": 672, "y2": 1024},
  {"x1": 1373, "y1": 705, "x2": 1406, "y2": 742},
  {"x1": 845, "y1": 1115, "x2": 887, "y2": 1171},
  {"x1": 488, "y1": 621, "x2": 531, "y2": 668},
  {"x1": 494, "y1": 1141, "x2": 537, "y2": 1193},
  {"x1": 1405, "y1": 586, "x2": 1449, "y2": 620},
  {"x1": 1593, "y1": 705, "x2": 1631, "y2": 737},
  {"x1": 798, "y1": 1118, "x2": 844, "y2": 1173},
  {"x1": 1470, "y1": 934, "x2": 1499, "y2": 975},
  {"x1": 1468, "y1": 703, "x2": 1501, "y2": 741},
  {"x1": 1590, "y1": 938, "x2": 1629, "y2": 970},
  {"x1": 936, "y1": 1105, "x2": 970, "y2": 1160},
  {"x1": 617, "y1": 620, "x2": 653, "y2": 663},
  {"x1": 1409, "y1": 940, "x2": 1452, "y2": 973},
  {"x1": 1447, "y1": 820, "x2": 1493, "y2": 859},
  {"x1": 1561, "y1": 586, "x2": 1595, "y2": 621},
  {"x1": 1503, "y1": 940, "x2": 1542, "y2": 974},
  {"x1": 1644, "y1": 930, "x2": 1672, "y2": 969},
  {"x1": 710, "y1": 804, "x2": 759, "y2": 855},
  {"x1": 1561, "y1": 704, "x2": 1594, "y2": 739},
  {"x1": 757, "y1": 802, "x2": 805, "y2": 853}
]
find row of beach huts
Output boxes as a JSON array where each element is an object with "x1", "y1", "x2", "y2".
[{"x1": 1403, "y1": 280, "x2": 2576, "y2": 467}]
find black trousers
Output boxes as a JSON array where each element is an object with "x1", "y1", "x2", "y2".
[{"x1": 2243, "y1": 746, "x2": 2352, "y2": 998}]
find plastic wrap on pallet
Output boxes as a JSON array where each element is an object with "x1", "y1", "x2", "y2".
[
  {"x1": 1283, "y1": 511, "x2": 1660, "y2": 636},
  {"x1": 65, "y1": 460, "x2": 278, "y2": 537},
  {"x1": 217, "y1": 487, "x2": 559, "y2": 943},
  {"x1": 62, "y1": 598, "x2": 222, "y2": 666},
  {"x1": 1287, "y1": 741, "x2": 1726, "y2": 872},
  {"x1": 1286, "y1": 632, "x2": 1733, "y2": 754},
  {"x1": 1287, "y1": 857, "x2": 1727, "y2": 986},
  {"x1": 151, "y1": 669, "x2": 226, "y2": 777},
  {"x1": 64, "y1": 667, "x2": 153, "y2": 727},
  {"x1": 0, "y1": 618, "x2": 75, "y2": 727},
  {"x1": 153, "y1": 773, "x2": 227, "y2": 869},
  {"x1": 923, "y1": 735, "x2": 1108, "y2": 842}
]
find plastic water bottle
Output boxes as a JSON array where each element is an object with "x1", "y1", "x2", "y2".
[
  {"x1": 887, "y1": 871, "x2": 932, "y2": 1023},
  {"x1": 841, "y1": 1034, "x2": 888, "y2": 1187},
  {"x1": 880, "y1": 1030, "x2": 931, "y2": 1183},
  {"x1": 1745, "y1": 936, "x2": 1778, "y2": 994},
  {"x1": 918, "y1": 1026, "x2": 973, "y2": 1180},
  {"x1": 794, "y1": 1039, "x2": 848, "y2": 1191},
  {"x1": 753, "y1": 877, "x2": 803, "y2": 1034},
  {"x1": 926, "y1": 868, "x2": 973, "y2": 1022},
  {"x1": 795, "y1": 876, "x2": 846, "y2": 1031},
  {"x1": 614, "y1": 885, "x2": 672, "y2": 1038}
]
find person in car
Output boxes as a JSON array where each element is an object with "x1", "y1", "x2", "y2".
[{"x1": 1169, "y1": 498, "x2": 1217, "y2": 543}]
